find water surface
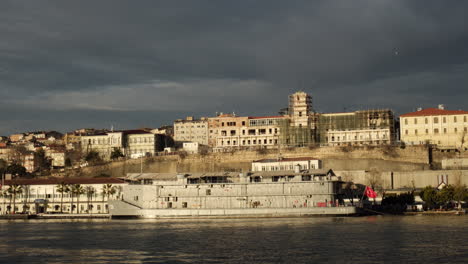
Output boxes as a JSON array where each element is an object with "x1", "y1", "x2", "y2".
[{"x1": 0, "y1": 216, "x2": 467, "y2": 263}]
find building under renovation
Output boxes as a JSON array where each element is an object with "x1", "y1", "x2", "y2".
[{"x1": 173, "y1": 91, "x2": 396, "y2": 150}]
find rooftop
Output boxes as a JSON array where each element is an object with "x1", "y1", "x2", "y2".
[
  {"x1": 253, "y1": 157, "x2": 319, "y2": 163},
  {"x1": 400, "y1": 108, "x2": 468, "y2": 117},
  {"x1": 4, "y1": 177, "x2": 125, "y2": 186}
]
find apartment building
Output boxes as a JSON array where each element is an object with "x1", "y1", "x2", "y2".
[
  {"x1": 400, "y1": 105, "x2": 468, "y2": 150},
  {"x1": 173, "y1": 117, "x2": 209, "y2": 145},
  {"x1": 208, "y1": 114, "x2": 285, "y2": 150},
  {"x1": 317, "y1": 110, "x2": 395, "y2": 146},
  {"x1": 81, "y1": 130, "x2": 161, "y2": 160}
]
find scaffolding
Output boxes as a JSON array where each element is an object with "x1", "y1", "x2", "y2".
[{"x1": 277, "y1": 109, "x2": 395, "y2": 147}]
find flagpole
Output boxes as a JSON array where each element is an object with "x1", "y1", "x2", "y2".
[{"x1": 359, "y1": 186, "x2": 366, "y2": 207}]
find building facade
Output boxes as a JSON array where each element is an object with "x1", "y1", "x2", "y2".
[
  {"x1": 316, "y1": 110, "x2": 395, "y2": 146},
  {"x1": 0, "y1": 178, "x2": 125, "y2": 214},
  {"x1": 81, "y1": 130, "x2": 162, "y2": 160},
  {"x1": 252, "y1": 157, "x2": 321, "y2": 172},
  {"x1": 174, "y1": 117, "x2": 209, "y2": 145},
  {"x1": 400, "y1": 106, "x2": 468, "y2": 150}
]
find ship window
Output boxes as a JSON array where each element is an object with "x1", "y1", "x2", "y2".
[
  {"x1": 165, "y1": 197, "x2": 170, "y2": 201},
  {"x1": 182, "y1": 202, "x2": 188, "y2": 208},
  {"x1": 173, "y1": 197, "x2": 178, "y2": 202},
  {"x1": 167, "y1": 202, "x2": 172, "y2": 208},
  {"x1": 206, "y1": 189, "x2": 211, "y2": 195}
]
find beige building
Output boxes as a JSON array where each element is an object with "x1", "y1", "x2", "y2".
[
  {"x1": 81, "y1": 130, "x2": 160, "y2": 160},
  {"x1": 208, "y1": 114, "x2": 285, "y2": 151},
  {"x1": 400, "y1": 106, "x2": 468, "y2": 150},
  {"x1": 174, "y1": 117, "x2": 209, "y2": 145},
  {"x1": 318, "y1": 110, "x2": 395, "y2": 146},
  {"x1": 127, "y1": 132, "x2": 159, "y2": 158},
  {"x1": 252, "y1": 157, "x2": 321, "y2": 172}
]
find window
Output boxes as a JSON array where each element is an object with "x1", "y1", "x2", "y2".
[
  {"x1": 443, "y1": 128, "x2": 447, "y2": 134},
  {"x1": 443, "y1": 117, "x2": 446, "y2": 123},
  {"x1": 434, "y1": 128, "x2": 439, "y2": 134},
  {"x1": 242, "y1": 121, "x2": 245, "y2": 126},
  {"x1": 454, "y1": 116, "x2": 457, "y2": 122},
  {"x1": 464, "y1": 116, "x2": 467, "y2": 122},
  {"x1": 206, "y1": 189, "x2": 211, "y2": 195},
  {"x1": 404, "y1": 119, "x2": 408, "y2": 125},
  {"x1": 405, "y1": 130, "x2": 408, "y2": 135},
  {"x1": 434, "y1": 117, "x2": 438, "y2": 123},
  {"x1": 415, "y1": 129, "x2": 418, "y2": 135},
  {"x1": 454, "y1": 128, "x2": 458, "y2": 133},
  {"x1": 425, "y1": 118, "x2": 428, "y2": 124},
  {"x1": 414, "y1": 118, "x2": 417, "y2": 124},
  {"x1": 425, "y1": 129, "x2": 428, "y2": 134},
  {"x1": 182, "y1": 202, "x2": 188, "y2": 208},
  {"x1": 299, "y1": 112, "x2": 302, "y2": 117}
]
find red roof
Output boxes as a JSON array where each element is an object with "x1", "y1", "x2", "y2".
[
  {"x1": 249, "y1": 115, "x2": 286, "y2": 119},
  {"x1": 400, "y1": 108, "x2": 468, "y2": 117},
  {"x1": 3, "y1": 177, "x2": 125, "y2": 186}
]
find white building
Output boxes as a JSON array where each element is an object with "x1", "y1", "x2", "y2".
[
  {"x1": 251, "y1": 157, "x2": 321, "y2": 172},
  {"x1": 0, "y1": 178, "x2": 125, "y2": 214},
  {"x1": 81, "y1": 130, "x2": 159, "y2": 160},
  {"x1": 183, "y1": 142, "x2": 200, "y2": 154},
  {"x1": 174, "y1": 117, "x2": 209, "y2": 145}
]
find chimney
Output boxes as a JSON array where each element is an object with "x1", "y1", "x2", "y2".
[
  {"x1": 417, "y1": 107, "x2": 422, "y2": 111},
  {"x1": 438, "y1": 104, "x2": 445, "y2": 110}
]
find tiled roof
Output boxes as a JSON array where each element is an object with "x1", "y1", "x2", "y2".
[
  {"x1": 3, "y1": 177, "x2": 125, "y2": 186},
  {"x1": 253, "y1": 157, "x2": 319, "y2": 163},
  {"x1": 400, "y1": 108, "x2": 468, "y2": 117}
]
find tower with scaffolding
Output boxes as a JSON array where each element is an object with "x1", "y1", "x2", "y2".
[{"x1": 278, "y1": 91, "x2": 396, "y2": 147}]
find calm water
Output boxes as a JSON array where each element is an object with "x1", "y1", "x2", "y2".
[{"x1": 0, "y1": 216, "x2": 467, "y2": 264}]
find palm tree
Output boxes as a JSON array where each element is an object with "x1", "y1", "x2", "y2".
[
  {"x1": 101, "y1": 184, "x2": 116, "y2": 213},
  {"x1": 0, "y1": 189, "x2": 7, "y2": 214},
  {"x1": 7, "y1": 184, "x2": 23, "y2": 214},
  {"x1": 56, "y1": 182, "x2": 70, "y2": 213},
  {"x1": 85, "y1": 186, "x2": 95, "y2": 213},
  {"x1": 71, "y1": 184, "x2": 85, "y2": 214}
]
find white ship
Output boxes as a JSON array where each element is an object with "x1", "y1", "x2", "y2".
[{"x1": 109, "y1": 167, "x2": 358, "y2": 218}]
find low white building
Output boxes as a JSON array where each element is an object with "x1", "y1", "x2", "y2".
[
  {"x1": 0, "y1": 178, "x2": 125, "y2": 215},
  {"x1": 183, "y1": 142, "x2": 200, "y2": 154},
  {"x1": 252, "y1": 157, "x2": 321, "y2": 172}
]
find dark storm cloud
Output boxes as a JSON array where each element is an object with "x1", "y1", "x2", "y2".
[{"x1": 1, "y1": 0, "x2": 467, "y2": 135}]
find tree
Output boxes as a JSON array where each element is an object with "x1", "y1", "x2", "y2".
[
  {"x1": 65, "y1": 158, "x2": 72, "y2": 167},
  {"x1": 9, "y1": 145, "x2": 28, "y2": 164},
  {"x1": 56, "y1": 182, "x2": 70, "y2": 213},
  {"x1": 35, "y1": 148, "x2": 51, "y2": 172},
  {"x1": 420, "y1": 186, "x2": 437, "y2": 209},
  {"x1": 7, "y1": 184, "x2": 23, "y2": 214},
  {"x1": 71, "y1": 184, "x2": 85, "y2": 214},
  {"x1": 110, "y1": 147, "x2": 124, "y2": 160},
  {"x1": 85, "y1": 150, "x2": 102, "y2": 165},
  {"x1": 85, "y1": 186, "x2": 96, "y2": 213},
  {"x1": 101, "y1": 184, "x2": 116, "y2": 213},
  {"x1": 0, "y1": 159, "x2": 7, "y2": 174},
  {"x1": 453, "y1": 184, "x2": 468, "y2": 210},
  {"x1": 436, "y1": 185, "x2": 455, "y2": 208},
  {"x1": 6, "y1": 163, "x2": 27, "y2": 177}
]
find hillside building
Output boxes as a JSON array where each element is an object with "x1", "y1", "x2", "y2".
[{"x1": 400, "y1": 105, "x2": 468, "y2": 150}]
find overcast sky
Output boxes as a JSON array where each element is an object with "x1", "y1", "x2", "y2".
[{"x1": 1, "y1": 0, "x2": 467, "y2": 135}]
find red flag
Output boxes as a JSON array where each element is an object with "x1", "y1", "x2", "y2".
[{"x1": 364, "y1": 186, "x2": 377, "y2": 198}]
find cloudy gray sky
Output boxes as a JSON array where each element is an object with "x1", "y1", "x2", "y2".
[{"x1": 1, "y1": 0, "x2": 467, "y2": 135}]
